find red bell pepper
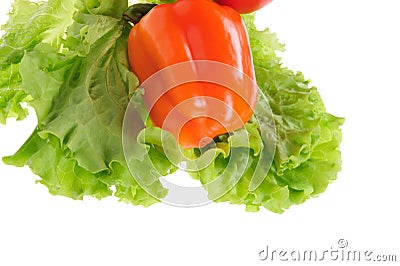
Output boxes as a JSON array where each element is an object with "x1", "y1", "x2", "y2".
[
  {"x1": 213, "y1": 0, "x2": 273, "y2": 14},
  {"x1": 125, "y1": 0, "x2": 258, "y2": 149}
]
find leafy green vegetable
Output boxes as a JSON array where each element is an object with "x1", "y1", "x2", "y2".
[
  {"x1": 1, "y1": 0, "x2": 344, "y2": 212},
  {"x1": 0, "y1": 0, "x2": 76, "y2": 123},
  {"x1": 187, "y1": 15, "x2": 344, "y2": 212},
  {"x1": 2, "y1": 0, "x2": 167, "y2": 206},
  {"x1": 0, "y1": 88, "x2": 28, "y2": 123}
]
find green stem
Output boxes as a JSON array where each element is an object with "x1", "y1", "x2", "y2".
[{"x1": 123, "y1": 3, "x2": 158, "y2": 24}]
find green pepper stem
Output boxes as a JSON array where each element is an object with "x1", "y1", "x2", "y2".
[{"x1": 123, "y1": 3, "x2": 158, "y2": 24}]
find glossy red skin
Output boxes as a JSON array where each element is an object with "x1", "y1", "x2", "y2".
[
  {"x1": 214, "y1": 0, "x2": 273, "y2": 14},
  {"x1": 128, "y1": 0, "x2": 257, "y2": 149}
]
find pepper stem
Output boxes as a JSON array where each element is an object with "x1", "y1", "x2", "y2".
[{"x1": 123, "y1": 3, "x2": 158, "y2": 24}]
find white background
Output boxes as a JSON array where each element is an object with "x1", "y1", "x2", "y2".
[{"x1": 1, "y1": 0, "x2": 400, "y2": 265}]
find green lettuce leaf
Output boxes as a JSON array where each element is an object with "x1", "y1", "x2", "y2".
[
  {"x1": 3, "y1": 130, "x2": 112, "y2": 200},
  {"x1": 3, "y1": 0, "x2": 168, "y2": 206},
  {"x1": 2, "y1": 0, "x2": 344, "y2": 212},
  {"x1": 187, "y1": 15, "x2": 344, "y2": 212},
  {"x1": 0, "y1": 0, "x2": 76, "y2": 123},
  {"x1": 0, "y1": 88, "x2": 28, "y2": 123}
]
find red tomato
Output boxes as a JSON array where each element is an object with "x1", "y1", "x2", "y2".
[{"x1": 214, "y1": 0, "x2": 273, "y2": 14}]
